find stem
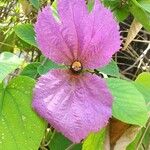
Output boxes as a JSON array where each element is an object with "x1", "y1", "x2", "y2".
[
  {"x1": 136, "y1": 120, "x2": 150, "y2": 150},
  {"x1": 0, "y1": 41, "x2": 15, "y2": 48},
  {"x1": 45, "y1": 129, "x2": 56, "y2": 147}
]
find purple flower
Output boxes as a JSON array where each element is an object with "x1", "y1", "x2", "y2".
[{"x1": 33, "y1": 0, "x2": 121, "y2": 143}]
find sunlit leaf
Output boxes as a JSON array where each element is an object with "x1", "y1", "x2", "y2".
[
  {"x1": 14, "y1": 24, "x2": 37, "y2": 47},
  {"x1": 0, "y1": 76, "x2": 46, "y2": 150},
  {"x1": 82, "y1": 128, "x2": 106, "y2": 150},
  {"x1": 135, "y1": 72, "x2": 150, "y2": 110},
  {"x1": 135, "y1": 72, "x2": 150, "y2": 88},
  {"x1": 107, "y1": 78, "x2": 148, "y2": 126},
  {"x1": 0, "y1": 52, "x2": 23, "y2": 83},
  {"x1": 51, "y1": 0, "x2": 59, "y2": 21},
  {"x1": 138, "y1": 0, "x2": 150, "y2": 13}
]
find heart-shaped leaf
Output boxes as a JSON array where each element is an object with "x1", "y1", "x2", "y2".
[
  {"x1": 0, "y1": 76, "x2": 46, "y2": 150},
  {"x1": 107, "y1": 78, "x2": 148, "y2": 126}
]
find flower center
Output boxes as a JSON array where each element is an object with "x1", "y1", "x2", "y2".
[{"x1": 70, "y1": 61, "x2": 83, "y2": 74}]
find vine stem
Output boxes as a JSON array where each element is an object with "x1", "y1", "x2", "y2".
[
  {"x1": 44, "y1": 129, "x2": 56, "y2": 147},
  {"x1": 0, "y1": 41, "x2": 15, "y2": 48},
  {"x1": 136, "y1": 120, "x2": 150, "y2": 150}
]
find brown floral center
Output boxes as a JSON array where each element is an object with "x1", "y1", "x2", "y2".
[{"x1": 70, "y1": 61, "x2": 83, "y2": 74}]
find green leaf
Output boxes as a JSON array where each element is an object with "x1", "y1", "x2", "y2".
[
  {"x1": 51, "y1": 0, "x2": 59, "y2": 21},
  {"x1": 135, "y1": 72, "x2": 150, "y2": 110},
  {"x1": 0, "y1": 52, "x2": 23, "y2": 83},
  {"x1": 49, "y1": 132, "x2": 81, "y2": 150},
  {"x1": 0, "y1": 76, "x2": 46, "y2": 150},
  {"x1": 134, "y1": 83, "x2": 150, "y2": 111},
  {"x1": 102, "y1": 0, "x2": 129, "y2": 21},
  {"x1": 97, "y1": 60, "x2": 120, "y2": 77},
  {"x1": 87, "y1": 0, "x2": 94, "y2": 12},
  {"x1": 114, "y1": 5, "x2": 130, "y2": 22},
  {"x1": 49, "y1": 132, "x2": 71, "y2": 150},
  {"x1": 138, "y1": 0, "x2": 150, "y2": 13},
  {"x1": 129, "y1": 0, "x2": 150, "y2": 31},
  {"x1": 82, "y1": 128, "x2": 106, "y2": 150},
  {"x1": 21, "y1": 62, "x2": 41, "y2": 78},
  {"x1": 38, "y1": 58, "x2": 65, "y2": 75},
  {"x1": 14, "y1": 24, "x2": 37, "y2": 47},
  {"x1": 52, "y1": 0, "x2": 57, "y2": 10},
  {"x1": 107, "y1": 78, "x2": 148, "y2": 126},
  {"x1": 29, "y1": 0, "x2": 40, "y2": 9},
  {"x1": 102, "y1": 0, "x2": 119, "y2": 9},
  {"x1": 135, "y1": 72, "x2": 150, "y2": 88}
]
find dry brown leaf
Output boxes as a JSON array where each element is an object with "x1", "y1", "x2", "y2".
[
  {"x1": 113, "y1": 126, "x2": 141, "y2": 150},
  {"x1": 123, "y1": 19, "x2": 143, "y2": 50},
  {"x1": 110, "y1": 118, "x2": 130, "y2": 146}
]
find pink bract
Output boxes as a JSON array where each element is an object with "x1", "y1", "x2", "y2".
[{"x1": 33, "y1": 0, "x2": 121, "y2": 143}]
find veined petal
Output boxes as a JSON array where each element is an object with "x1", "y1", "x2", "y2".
[
  {"x1": 80, "y1": 0, "x2": 121, "y2": 69},
  {"x1": 58, "y1": 0, "x2": 88, "y2": 59},
  {"x1": 32, "y1": 70, "x2": 113, "y2": 143},
  {"x1": 35, "y1": 6, "x2": 73, "y2": 65}
]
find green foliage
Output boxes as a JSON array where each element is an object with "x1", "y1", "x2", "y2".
[
  {"x1": 113, "y1": 4, "x2": 129, "y2": 22},
  {"x1": 38, "y1": 57, "x2": 65, "y2": 75},
  {"x1": 135, "y1": 72, "x2": 150, "y2": 110},
  {"x1": 127, "y1": 126, "x2": 150, "y2": 150},
  {"x1": 102, "y1": 0, "x2": 129, "y2": 21},
  {"x1": 0, "y1": 52, "x2": 23, "y2": 83},
  {"x1": 97, "y1": 60, "x2": 120, "y2": 77},
  {"x1": 126, "y1": 130, "x2": 142, "y2": 150},
  {"x1": 49, "y1": 132, "x2": 71, "y2": 150},
  {"x1": 87, "y1": 0, "x2": 94, "y2": 12},
  {"x1": 0, "y1": 31, "x2": 15, "y2": 52},
  {"x1": 29, "y1": 0, "x2": 40, "y2": 9},
  {"x1": 129, "y1": 0, "x2": 150, "y2": 31},
  {"x1": 138, "y1": 0, "x2": 150, "y2": 13},
  {"x1": 82, "y1": 128, "x2": 106, "y2": 150},
  {"x1": 21, "y1": 62, "x2": 41, "y2": 78},
  {"x1": 14, "y1": 24, "x2": 37, "y2": 47},
  {"x1": 51, "y1": 0, "x2": 59, "y2": 21},
  {"x1": 135, "y1": 72, "x2": 150, "y2": 88},
  {"x1": 49, "y1": 132, "x2": 82, "y2": 150},
  {"x1": 0, "y1": 76, "x2": 46, "y2": 150},
  {"x1": 107, "y1": 78, "x2": 148, "y2": 126}
]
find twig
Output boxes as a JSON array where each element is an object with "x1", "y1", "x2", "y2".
[{"x1": 122, "y1": 44, "x2": 150, "y2": 73}]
